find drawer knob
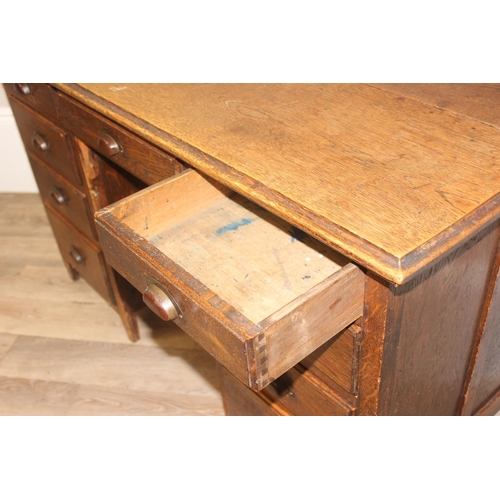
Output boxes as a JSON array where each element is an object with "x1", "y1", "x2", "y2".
[
  {"x1": 268, "y1": 377, "x2": 295, "y2": 397},
  {"x1": 32, "y1": 132, "x2": 49, "y2": 152},
  {"x1": 50, "y1": 187, "x2": 67, "y2": 205},
  {"x1": 14, "y1": 83, "x2": 32, "y2": 95},
  {"x1": 97, "y1": 133, "x2": 122, "y2": 157},
  {"x1": 69, "y1": 246, "x2": 85, "y2": 264},
  {"x1": 143, "y1": 283, "x2": 181, "y2": 321}
]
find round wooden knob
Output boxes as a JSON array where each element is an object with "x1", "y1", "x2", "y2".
[
  {"x1": 97, "y1": 133, "x2": 122, "y2": 156},
  {"x1": 143, "y1": 283, "x2": 181, "y2": 321},
  {"x1": 14, "y1": 83, "x2": 32, "y2": 95},
  {"x1": 267, "y1": 376, "x2": 294, "y2": 397},
  {"x1": 69, "y1": 246, "x2": 85, "y2": 264},
  {"x1": 32, "y1": 132, "x2": 49, "y2": 152},
  {"x1": 50, "y1": 187, "x2": 67, "y2": 205}
]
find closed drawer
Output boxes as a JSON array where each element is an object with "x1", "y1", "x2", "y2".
[
  {"x1": 95, "y1": 169, "x2": 365, "y2": 390},
  {"x1": 9, "y1": 99, "x2": 81, "y2": 186},
  {"x1": 57, "y1": 92, "x2": 184, "y2": 185},
  {"x1": 262, "y1": 367, "x2": 355, "y2": 415},
  {"x1": 299, "y1": 324, "x2": 361, "y2": 394},
  {"x1": 30, "y1": 156, "x2": 97, "y2": 243},
  {"x1": 219, "y1": 366, "x2": 282, "y2": 416},
  {"x1": 4, "y1": 83, "x2": 58, "y2": 121},
  {"x1": 45, "y1": 205, "x2": 114, "y2": 304}
]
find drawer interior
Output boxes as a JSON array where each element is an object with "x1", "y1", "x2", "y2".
[
  {"x1": 97, "y1": 169, "x2": 364, "y2": 389},
  {"x1": 114, "y1": 170, "x2": 350, "y2": 324}
]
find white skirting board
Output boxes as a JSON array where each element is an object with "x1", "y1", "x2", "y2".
[{"x1": 0, "y1": 105, "x2": 38, "y2": 193}]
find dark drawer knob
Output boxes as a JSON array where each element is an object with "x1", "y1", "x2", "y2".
[
  {"x1": 267, "y1": 376, "x2": 295, "y2": 397},
  {"x1": 143, "y1": 283, "x2": 182, "y2": 321},
  {"x1": 69, "y1": 246, "x2": 85, "y2": 264},
  {"x1": 32, "y1": 132, "x2": 49, "y2": 152},
  {"x1": 50, "y1": 187, "x2": 67, "y2": 205},
  {"x1": 14, "y1": 83, "x2": 32, "y2": 95},
  {"x1": 97, "y1": 133, "x2": 122, "y2": 156}
]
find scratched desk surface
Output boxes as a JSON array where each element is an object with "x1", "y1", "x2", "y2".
[{"x1": 57, "y1": 83, "x2": 500, "y2": 283}]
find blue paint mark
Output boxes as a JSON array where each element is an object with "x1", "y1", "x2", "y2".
[{"x1": 216, "y1": 218, "x2": 256, "y2": 235}]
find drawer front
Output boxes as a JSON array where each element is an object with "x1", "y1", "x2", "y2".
[
  {"x1": 45, "y1": 205, "x2": 114, "y2": 304},
  {"x1": 219, "y1": 366, "x2": 282, "y2": 416},
  {"x1": 4, "y1": 83, "x2": 58, "y2": 121},
  {"x1": 30, "y1": 156, "x2": 97, "y2": 243},
  {"x1": 57, "y1": 93, "x2": 184, "y2": 185},
  {"x1": 9, "y1": 99, "x2": 81, "y2": 186},
  {"x1": 261, "y1": 367, "x2": 354, "y2": 416},
  {"x1": 95, "y1": 169, "x2": 365, "y2": 391},
  {"x1": 299, "y1": 325, "x2": 360, "y2": 394}
]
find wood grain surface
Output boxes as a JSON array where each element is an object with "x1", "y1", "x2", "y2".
[
  {"x1": 29, "y1": 155, "x2": 97, "y2": 243},
  {"x1": 299, "y1": 325, "x2": 360, "y2": 394},
  {"x1": 261, "y1": 366, "x2": 355, "y2": 416},
  {"x1": 219, "y1": 366, "x2": 283, "y2": 416},
  {"x1": 58, "y1": 92, "x2": 185, "y2": 185},
  {"x1": 3, "y1": 83, "x2": 58, "y2": 122},
  {"x1": 44, "y1": 204, "x2": 114, "y2": 303},
  {"x1": 461, "y1": 236, "x2": 500, "y2": 415},
  {"x1": 117, "y1": 168, "x2": 348, "y2": 323},
  {"x1": 359, "y1": 225, "x2": 500, "y2": 415},
  {"x1": 0, "y1": 194, "x2": 224, "y2": 416},
  {"x1": 9, "y1": 97, "x2": 81, "y2": 186},
  {"x1": 149, "y1": 181, "x2": 347, "y2": 324},
  {"x1": 55, "y1": 83, "x2": 500, "y2": 283},
  {"x1": 371, "y1": 84, "x2": 500, "y2": 128}
]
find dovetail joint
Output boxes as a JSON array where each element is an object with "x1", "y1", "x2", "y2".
[{"x1": 251, "y1": 332, "x2": 269, "y2": 390}]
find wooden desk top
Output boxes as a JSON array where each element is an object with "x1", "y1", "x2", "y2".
[{"x1": 56, "y1": 83, "x2": 500, "y2": 284}]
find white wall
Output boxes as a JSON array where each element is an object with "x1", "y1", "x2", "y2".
[
  {"x1": 0, "y1": 85, "x2": 38, "y2": 192},
  {"x1": 0, "y1": 86, "x2": 8, "y2": 107}
]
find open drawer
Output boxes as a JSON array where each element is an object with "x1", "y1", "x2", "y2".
[{"x1": 95, "y1": 169, "x2": 365, "y2": 390}]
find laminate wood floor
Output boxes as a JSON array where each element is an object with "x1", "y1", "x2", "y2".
[{"x1": 0, "y1": 193, "x2": 225, "y2": 416}]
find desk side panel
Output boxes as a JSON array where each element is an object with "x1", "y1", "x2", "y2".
[
  {"x1": 461, "y1": 236, "x2": 500, "y2": 415},
  {"x1": 358, "y1": 222, "x2": 500, "y2": 415}
]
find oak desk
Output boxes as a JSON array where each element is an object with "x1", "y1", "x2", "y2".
[{"x1": 7, "y1": 83, "x2": 500, "y2": 415}]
